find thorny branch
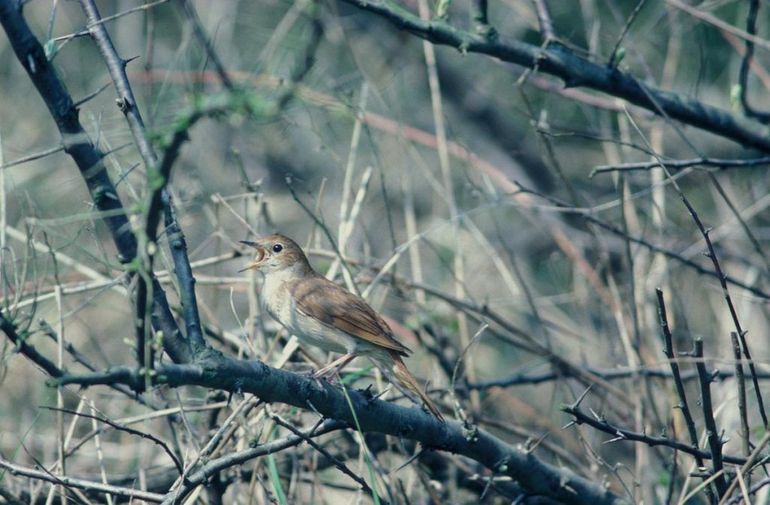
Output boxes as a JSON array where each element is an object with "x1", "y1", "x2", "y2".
[
  {"x1": 4, "y1": 1, "x2": 770, "y2": 503},
  {"x1": 53, "y1": 359, "x2": 627, "y2": 505},
  {"x1": 0, "y1": 3, "x2": 627, "y2": 504},
  {"x1": 338, "y1": 0, "x2": 770, "y2": 152}
]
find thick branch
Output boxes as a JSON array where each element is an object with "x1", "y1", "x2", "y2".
[
  {"x1": 0, "y1": 1, "x2": 136, "y2": 260},
  {"x1": 79, "y1": 0, "x2": 172, "y2": 369},
  {"x1": 0, "y1": 0, "x2": 191, "y2": 363},
  {"x1": 0, "y1": 313, "x2": 62, "y2": 377},
  {"x1": 164, "y1": 198, "x2": 205, "y2": 354},
  {"x1": 339, "y1": 0, "x2": 770, "y2": 152},
  {"x1": 55, "y1": 354, "x2": 627, "y2": 505}
]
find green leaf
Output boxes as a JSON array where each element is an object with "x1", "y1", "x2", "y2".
[
  {"x1": 730, "y1": 84, "x2": 742, "y2": 111},
  {"x1": 435, "y1": 0, "x2": 451, "y2": 19},
  {"x1": 340, "y1": 384, "x2": 381, "y2": 505},
  {"x1": 340, "y1": 365, "x2": 374, "y2": 385},
  {"x1": 613, "y1": 47, "x2": 626, "y2": 65},
  {"x1": 266, "y1": 454, "x2": 288, "y2": 505},
  {"x1": 43, "y1": 39, "x2": 56, "y2": 60}
]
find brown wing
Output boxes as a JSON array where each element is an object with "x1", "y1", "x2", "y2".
[{"x1": 289, "y1": 275, "x2": 411, "y2": 356}]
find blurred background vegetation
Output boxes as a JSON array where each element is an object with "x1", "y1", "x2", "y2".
[{"x1": 2, "y1": 0, "x2": 770, "y2": 503}]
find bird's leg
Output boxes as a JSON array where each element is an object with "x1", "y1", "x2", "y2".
[{"x1": 313, "y1": 353, "x2": 356, "y2": 379}]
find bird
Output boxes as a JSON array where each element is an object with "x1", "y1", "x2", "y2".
[{"x1": 240, "y1": 234, "x2": 443, "y2": 420}]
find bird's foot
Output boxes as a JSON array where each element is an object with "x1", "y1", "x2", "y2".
[
  {"x1": 312, "y1": 369, "x2": 342, "y2": 386},
  {"x1": 311, "y1": 367, "x2": 334, "y2": 380}
]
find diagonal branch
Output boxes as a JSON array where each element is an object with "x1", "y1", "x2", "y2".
[
  {"x1": 177, "y1": 0, "x2": 233, "y2": 90},
  {"x1": 78, "y1": 0, "x2": 173, "y2": 371},
  {"x1": 162, "y1": 418, "x2": 345, "y2": 504},
  {"x1": 0, "y1": 0, "x2": 191, "y2": 364},
  {"x1": 0, "y1": 312, "x2": 62, "y2": 377},
  {"x1": 54, "y1": 355, "x2": 628, "y2": 505},
  {"x1": 0, "y1": 2, "x2": 136, "y2": 261},
  {"x1": 338, "y1": 0, "x2": 770, "y2": 153}
]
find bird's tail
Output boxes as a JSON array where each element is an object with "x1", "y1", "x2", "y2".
[{"x1": 375, "y1": 351, "x2": 444, "y2": 421}]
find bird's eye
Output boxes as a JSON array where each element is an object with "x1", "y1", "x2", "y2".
[{"x1": 272, "y1": 244, "x2": 283, "y2": 253}]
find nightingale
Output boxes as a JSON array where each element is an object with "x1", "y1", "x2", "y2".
[{"x1": 241, "y1": 234, "x2": 443, "y2": 420}]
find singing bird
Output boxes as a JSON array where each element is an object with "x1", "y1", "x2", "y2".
[{"x1": 241, "y1": 234, "x2": 443, "y2": 420}]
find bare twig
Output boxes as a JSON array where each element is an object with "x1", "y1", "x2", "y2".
[
  {"x1": 730, "y1": 332, "x2": 749, "y2": 457},
  {"x1": 562, "y1": 402, "x2": 745, "y2": 466},
  {"x1": 163, "y1": 197, "x2": 206, "y2": 355},
  {"x1": 177, "y1": 0, "x2": 233, "y2": 90},
  {"x1": 737, "y1": 0, "x2": 770, "y2": 123},
  {"x1": 42, "y1": 405, "x2": 184, "y2": 475},
  {"x1": 665, "y1": 166, "x2": 769, "y2": 428},
  {"x1": 656, "y1": 290, "x2": 701, "y2": 454},
  {"x1": 694, "y1": 338, "x2": 728, "y2": 495},
  {"x1": 591, "y1": 156, "x2": 770, "y2": 176},
  {"x1": 666, "y1": 0, "x2": 770, "y2": 52},
  {"x1": 0, "y1": 144, "x2": 64, "y2": 170},
  {"x1": 0, "y1": 0, "x2": 191, "y2": 365},
  {"x1": 468, "y1": 365, "x2": 770, "y2": 389},
  {"x1": 607, "y1": 0, "x2": 648, "y2": 68},
  {"x1": 520, "y1": 187, "x2": 770, "y2": 300},
  {"x1": 79, "y1": 0, "x2": 165, "y2": 373},
  {"x1": 0, "y1": 455, "x2": 165, "y2": 503},
  {"x1": 162, "y1": 419, "x2": 345, "y2": 505},
  {"x1": 271, "y1": 415, "x2": 379, "y2": 498},
  {"x1": 531, "y1": 0, "x2": 555, "y2": 40},
  {"x1": 657, "y1": 289, "x2": 716, "y2": 502},
  {"x1": 720, "y1": 432, "x2": 770, "y2": 504}
]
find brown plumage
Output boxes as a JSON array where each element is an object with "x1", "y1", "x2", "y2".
[{"x1": 242, "y1": 234, "x2": 443, "y2": 420}]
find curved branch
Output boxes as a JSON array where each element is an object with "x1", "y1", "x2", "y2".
[{"x1": 55, "y1": 354, "x2": 628, "y2": 505}]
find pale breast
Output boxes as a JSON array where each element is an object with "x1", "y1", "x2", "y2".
[{"x1": 261, "y1": 270, "x2": 352, "y2": 354}]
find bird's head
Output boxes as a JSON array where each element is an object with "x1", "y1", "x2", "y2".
[{"x1": 240, "y1": 234, "x2": 310, "y2": 275}]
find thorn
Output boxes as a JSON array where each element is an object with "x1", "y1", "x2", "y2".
[
  {"x1": 570, "y1": 385, "x2": 593, "y2": 409},
  {"x1": 116, "y1": 96, "x2": 132, "y2": 113},
  {"x1": 524, "y1": 432, "x2": 549, "y2": 454}
]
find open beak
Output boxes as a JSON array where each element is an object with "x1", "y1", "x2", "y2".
[{"x1": 239, "y1": 241, "x2": 266, "y2": 272}]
